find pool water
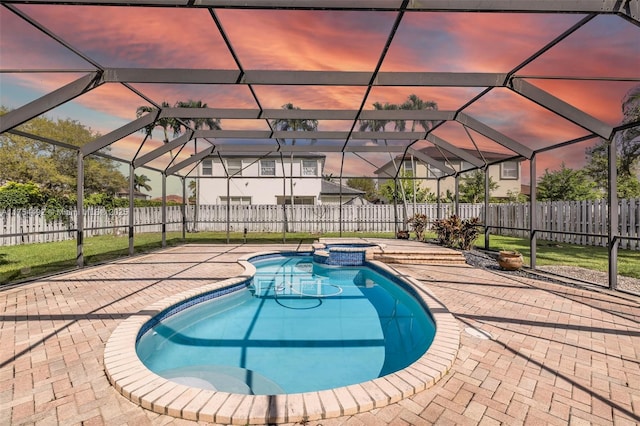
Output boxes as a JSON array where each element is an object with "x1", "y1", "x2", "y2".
[{"x1": 136, "y1": 255, "x2": 435, "y2": 394}]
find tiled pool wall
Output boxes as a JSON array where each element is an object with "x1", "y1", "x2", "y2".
[{"x1": 136, "y1": 280, "x2": 250, "y2": 342}]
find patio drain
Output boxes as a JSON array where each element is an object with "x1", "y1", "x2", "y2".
[{"x1": 464, "y1": 326, "x2": 492, "y2": 340}]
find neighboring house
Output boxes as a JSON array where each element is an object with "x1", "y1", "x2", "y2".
[
  {"x1": 198, "y1": 152, "x2": 364, "y2": 205},
  {"x1": 374, "y1": 147, "x2": 522, "y2": 201},
  {"x1": 116, "y1": 189, "x2": 150, "y2": 200},
  {"x1": 319, "y1": 180, "x2": 367, "y2": 205}
]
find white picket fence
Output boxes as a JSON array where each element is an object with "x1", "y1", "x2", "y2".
[{"x1": 1, "y1": 199, "x2": 638, "y2": 250}]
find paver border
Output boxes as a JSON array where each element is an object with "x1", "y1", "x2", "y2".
[{"x1": 103, "y1": 250, "x2": 460, "y2": 424}]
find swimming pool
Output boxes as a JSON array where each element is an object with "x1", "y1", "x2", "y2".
[
  {"x1": 104, "y1": 245, "x2": 460, "y2": 424},
  {"x1": 136, "y1": 254, "x2": 435, "y2": 394}
]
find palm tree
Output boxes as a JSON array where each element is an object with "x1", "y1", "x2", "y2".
[
  {"x1": 271, "y1": 103, "x2": 318, "y2": 142},
  {"x1": 136, "y1": 101, "x2": 176, "y2": 145},
  {"x1": 133, "y1": 174, "x2": 152, "y2": 192},
  {"x1": 358, "y1": 101, "x2": 397, "y2": 137},
  {"x1": 400, "y1": 94, "x2": 438, "y2": 133},
  {"x1": 174, "y1": 99, "x2": 222, "y2": 232},
  {"x1": 271, "y1": 103, "x2": 318, "y2": 210},
  {"x1": 173, "y1": 99, "x2": 222, "y2": 135}
]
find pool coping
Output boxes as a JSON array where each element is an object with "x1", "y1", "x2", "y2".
[{"x1": 103, "y1": 250, "x2": 460, "y2": 424}]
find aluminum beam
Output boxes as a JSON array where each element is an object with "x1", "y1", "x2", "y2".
[
  {"x1": 103, "y1": 68, "x2": 240, "y2": 84},
  {"x1": 133, "y1": 131, "x2": 194, "y2": 168},
  {"x1": 101, "y1": 68, "x2": 511, "y2": 87},
  {"x1": 425, "y1": 133, "x2": 486, "y2": 168},
  {"x1": 375, "y1": 72, "x2": 507, "y2": 87},
  {"x1": 407, "y1": 147, "x2": 456, "y2": 175},
  {"x1": 5, "y1": 0, "x2": 636, "y2": 20},
  {"x1": 211, "y1": 144, "x2": 409, "y2": 153},
  {"x1": 156, "y1": 107, "x2": 456, "y2": 121},
  {"x1": 511, "y1": 78, "x2": 613, "y2": 139},
  {"x1": 81, "y1": 113, "x2": 157, "y2": 155},
  {"x1": 456, "y1": 112, "x2": 534, "y2": 159},
  {"x1": 166, "y1": 146, "x2": 215, "y2": 175},
  {"x1": 0, "y1": 72, "x2": 102, "y2": 133},
  {"x1": 160, "y1": 107, "x2": 261, "y2": 119}
]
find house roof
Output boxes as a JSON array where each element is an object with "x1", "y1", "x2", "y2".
[
  {"x1": 320, "y1": 180, "x2": 365, "y2": 196},
  {"x1": 374, "y1": 147, "x2": 521, "y2": 175}
]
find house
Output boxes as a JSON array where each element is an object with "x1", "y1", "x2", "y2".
[
  {"x1": 374, "y1": 147, "x2": 523, "y2": 201},
  {"x1": 116, "y1": 189, "x2": 150, "y2": 200},
  {"x1": 198, "y1": 152, "x2": 365, "y2": 205}
]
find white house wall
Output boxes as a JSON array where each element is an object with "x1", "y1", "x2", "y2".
[
  {"x1": 198, "y1": 157, "x2": 323, "y2": 205},
  {"x1": 377, "y1": 162, "x2": 521, "y2": 199}
]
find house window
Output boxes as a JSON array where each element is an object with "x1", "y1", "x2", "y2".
[
  {"x1": 260, "y1": 159, "x2": 276, "y2": 176},
  {"x1": 459, "y1": 161, "x2": 473, "y2": 172},
  {"x1": 220, "y1": 196, "x2": 251, "y2": 205},
  {"x1": 302, "y1": 160, "x2": 318, "y2": 176},
  {"x1": 501, "y1": 161, "x2": 518, "y2": 180},
  {"x1": 226, "y1": 159, "x2": 242, "y2": 176},
  {"x1": 427, "y1": 164, "x2": 444, "y2": 179},
  {"x1": 202, "y1": 159, "x2": 212, "y2": 176},
  {"x1": 402, "y1": 160, "x2": 413, "y2": 173}
]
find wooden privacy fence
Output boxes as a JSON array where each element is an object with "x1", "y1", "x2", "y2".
[
  {"x1": 1, "y1": 199, "x2": 638, "y2": 250},
  {"x1": 487, "y1": 198, "x2": 640, "y2": 250}
]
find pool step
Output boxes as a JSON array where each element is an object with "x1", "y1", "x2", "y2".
[{"x1": 373, "y1": 249, "x2": 467, "y2": 265}]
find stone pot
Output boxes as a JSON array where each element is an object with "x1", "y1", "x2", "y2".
[{"x1": 497, "y1": 250, "x2": 523, "y2": 270}]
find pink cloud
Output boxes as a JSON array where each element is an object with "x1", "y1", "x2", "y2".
[
  {"x1": 216, "y1": 9, "x2": 395, "y2": 71},
  {"x1": 17, "y1": 5, "x2": 237, "y2": 69}
]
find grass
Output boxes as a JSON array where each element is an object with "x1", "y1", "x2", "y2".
[{"x1": 0, "y1": 230, "x2": 637, "y2": 285}]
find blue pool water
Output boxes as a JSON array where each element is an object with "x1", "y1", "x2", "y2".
[{"x1": 136, "y1": 254, "x2": 435, "y2": 395}]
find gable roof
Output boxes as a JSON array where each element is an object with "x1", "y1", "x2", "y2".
[
  {"x1": 320, "y1": 179, "x2": 365, "y2": 196},
  {"x1": 374, "y1": 146, "x2": 520, "y2": 175}
]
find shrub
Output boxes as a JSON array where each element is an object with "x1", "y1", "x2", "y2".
[
  {"x1": 432, "y1": 215, "x2": 481, "y2": 250},
  {"x1": 407, "y1": 213, "x2": 428, "y2": 241}
]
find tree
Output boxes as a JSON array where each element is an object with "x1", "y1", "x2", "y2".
[
  {"x1": 271, "y1": 103, "x2": 318, "y2": 217},
  {"x1": 459, "y1": 170, "x2": 498, "y2": 203},
  {"x1": 378, "y1": 171, "x2": 432, "y2": 204},
  {"x1": 0, "y1": 106, "x2": 127, "y2": 198},
  {"x1": 585, "y1": 84, "x2": 640, "y2": 198},
  {"x1": 271, "y1": 103, "x2": 318, "y2": 139},
  {"x1": 537, "y1": 163, "x2": 599, "y2": 201},
  {"x1": 136, "y1": 101, "x2": 178, "y2": 145},
  {"x1": 0, "y1": 182, "x2": 44, "y2": 210},
  {"x1": 133, "y1": 174, "x2": 152, "y2": 192},
  {"x1": 400, "y1": 94, "x2": 439, "y2": 132},
  {"x1": 346, "y1": 177, "x2": 378, "y2": 202}
]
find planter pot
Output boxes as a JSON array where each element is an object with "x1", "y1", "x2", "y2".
[{"x1": 497, "y1": 250, "x2": 523, "y2": 270}]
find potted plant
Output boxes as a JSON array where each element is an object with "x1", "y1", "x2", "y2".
[
  {"x1": 407, "y1": 213, "x2": 428, "y2": 241},
  {"x1": 396, "y1": 230, "x2": 410, "y2": 239},
  {"x1": 497, "y1": 250, "x2": 523, "y2": 270}
]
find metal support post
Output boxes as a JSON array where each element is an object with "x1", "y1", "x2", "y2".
[
  {"x1": 608, "y1": 137, "x2": 619, "y2": 290},
  {"x1": 181, "y1": 177, "x2": 186, "y2": 239},
  {"x1": 530, "y1": 155, "x2": 537, "y2": 269},
  {"x1": 76, "y1": 152, "x2": 84, "y2": 268},
  {"x1": 484, "y1": 167, "x2": 490, "y2": 250},
  {"x1": 454, "y1": 174, "x2": 460, "y2": 216},
  {"x1": 161, "y1": 173, "x2": 166, "y2": 248},
  {"x1": 128, "y1": 164, "x2": 135, "y2": 256}
]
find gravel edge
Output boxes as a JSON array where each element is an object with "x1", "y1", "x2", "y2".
[{"x1": 463, "y1": 249, "x2": 640, "y2": 295}]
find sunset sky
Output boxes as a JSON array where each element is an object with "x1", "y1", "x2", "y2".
[{"x1": 1, "y1": 4, "x2": 638, "y2": 197}]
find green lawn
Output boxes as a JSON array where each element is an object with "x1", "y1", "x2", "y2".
[{"x1": 0, "y1": 231, "x2": 637, "y2": 285}]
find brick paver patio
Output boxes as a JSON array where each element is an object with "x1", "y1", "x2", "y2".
[{"x1": 1, "y1": 243, "x2": 639, "y2": 425}]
